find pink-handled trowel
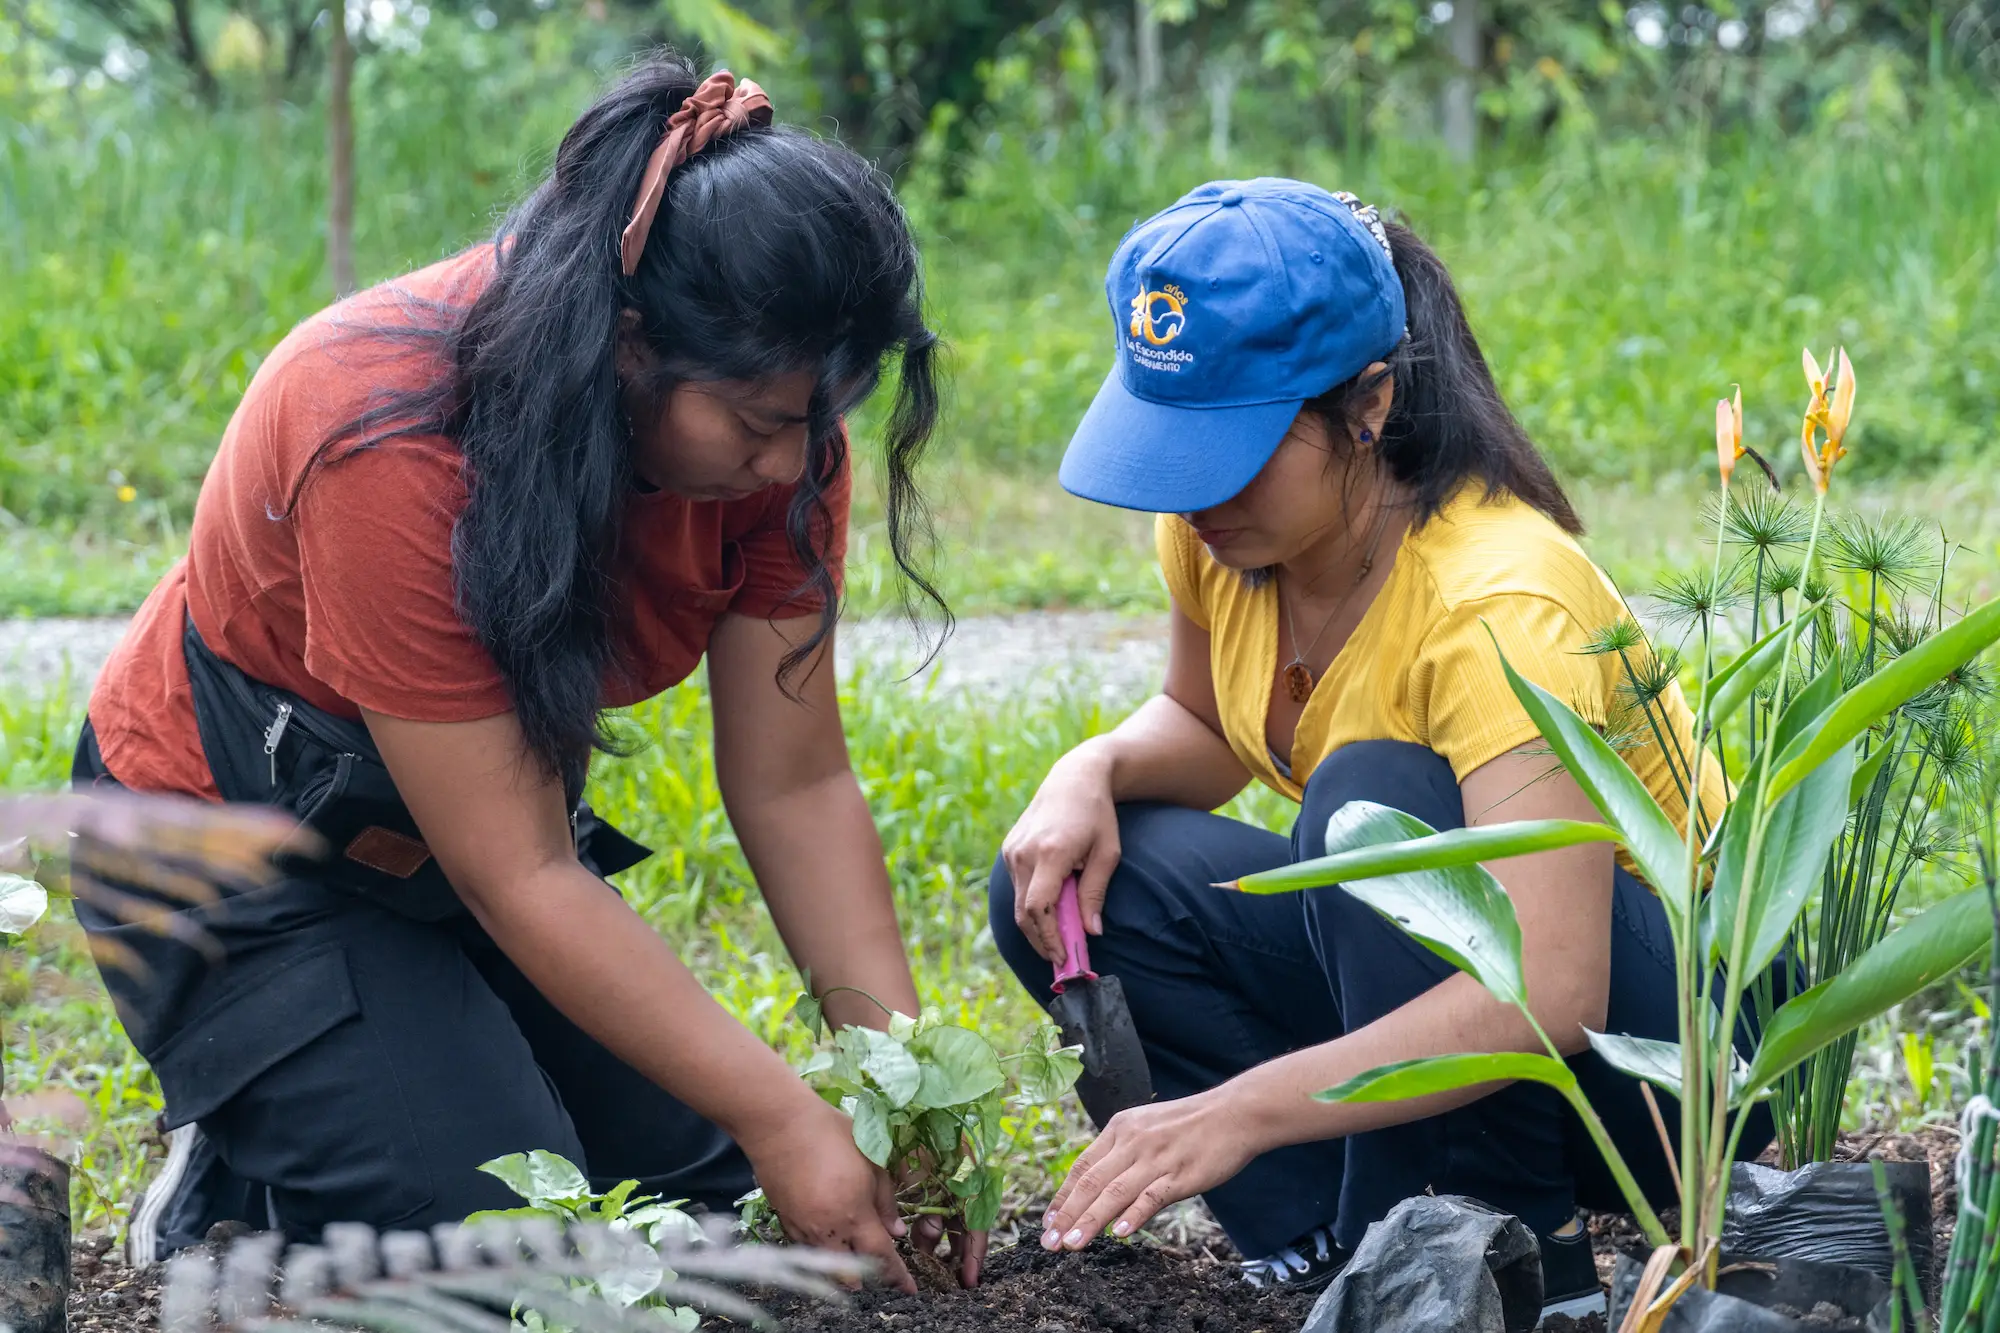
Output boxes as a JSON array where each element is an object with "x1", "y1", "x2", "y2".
[{"x1": 1049, "y1": 875, "x2": 1154, "y2": 1122}]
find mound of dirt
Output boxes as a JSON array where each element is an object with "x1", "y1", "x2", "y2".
[{"x1": 744, "y1": 1239, "x2": 1320, "y2": 1333}]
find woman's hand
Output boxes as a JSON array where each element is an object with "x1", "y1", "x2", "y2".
[
  {"x1": 911, "y1": 1212, "x2": 988, "y2": 1287},
  {"x1": 745, "y1": 1099, "x2": 917, "y2": 1294},
  {"x1": 1002, "y1": 742, "x2": 1123, "y2": 961},
  {"x1": 1038, "y1": 1088, "x2": 1259, "y2": 1250}
]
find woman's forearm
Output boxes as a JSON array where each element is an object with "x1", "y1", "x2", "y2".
[
  {"x1": 463, "y1": 861, "x2": 818, "y2": 1152},
  {"x1": 1080, "y1": 694, "x2": 1251, "y2": 812},
  {"x1": 728, "y1": 768, "x2": 921, "y2": 1030},
  {"x1": 1230, "y1": 972, "x2": 1547, "y2": 1155}
]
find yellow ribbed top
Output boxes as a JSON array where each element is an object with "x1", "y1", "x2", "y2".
[{"x1": 1156, "y1": 482, "x2": 1725, "y2": 882}]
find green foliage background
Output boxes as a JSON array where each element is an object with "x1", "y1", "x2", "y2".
[{"x1": 5, "y1": 4, "x2": 2000, "y2": 543}]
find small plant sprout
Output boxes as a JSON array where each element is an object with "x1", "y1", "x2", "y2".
[
  {"x1": 468, "y1": 1150, "x2": 708, "y2": 1331},
  {"x1": 764, "y1": 989, "x2": 1081, "y2": 1243}
]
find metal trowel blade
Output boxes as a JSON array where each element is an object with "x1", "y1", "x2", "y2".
[{"x1": 1049, "y1": 972, "x2": 1154, "y2": 1124}]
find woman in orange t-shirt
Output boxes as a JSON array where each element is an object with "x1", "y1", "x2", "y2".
[{"x1": 77, "y1": 53, "x2": 961, "y2": 1288}]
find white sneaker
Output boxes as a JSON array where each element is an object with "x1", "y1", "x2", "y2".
[{"x1": 126, "y1": 1122, "x2": 200, "y2": 1267}]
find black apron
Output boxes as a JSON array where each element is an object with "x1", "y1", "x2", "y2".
[
  {"x1": 70, "y1": 625, "x2": 748, "y2": 1250},
  {"x1": 179, "y1": 613, "x2": 650, "y2": 919}
]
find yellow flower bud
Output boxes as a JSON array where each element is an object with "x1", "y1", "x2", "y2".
[
  {"x1": 1799, "y1": 412, "x2": 1825, "y2": 495},
  {"x1": 117, "y1": 485, "x2": 138, "y2": 504},
  {"x1": 1798, "y1": 346, "x2": 1855, "y2": 495},
  {"x1": 1715, "y1": 387, "x2": 1744, "y2": 487},
  {"x1": 1825, "y1": 347, "x2": 1856, "y2": 449}
]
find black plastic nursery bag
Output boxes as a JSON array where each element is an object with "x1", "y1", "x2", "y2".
[{"x1": 1302, "y1": 1194, "x2": 1542, "y2": 1333}]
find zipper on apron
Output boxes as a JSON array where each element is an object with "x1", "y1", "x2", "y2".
[{"x1": 263, "y1": 700, "x2": 294, "y2": 789}]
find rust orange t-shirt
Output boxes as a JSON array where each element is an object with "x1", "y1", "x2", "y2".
[{"x1": 89, "y1": 247, "x2": 848, "y2": 801}]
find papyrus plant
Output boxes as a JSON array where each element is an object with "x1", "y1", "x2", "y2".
[{"x1": 1229, "y1": 351, "x2": 2000, "y2": 1306}]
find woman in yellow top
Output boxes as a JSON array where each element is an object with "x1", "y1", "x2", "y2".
[{"x1": 990, "y1": 180, "x2": 1748, "y2": 1322}]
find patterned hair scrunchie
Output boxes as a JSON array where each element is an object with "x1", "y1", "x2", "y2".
[{"x1": 1332, "y1": 190, "x2": 1393, "y2": 264}]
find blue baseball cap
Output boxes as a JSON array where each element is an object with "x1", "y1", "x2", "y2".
[{"x1": 1058, "y1": 178, "x2": 1407, "y2": 514}]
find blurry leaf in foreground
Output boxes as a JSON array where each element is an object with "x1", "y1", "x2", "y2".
[
  {"x1": 0, "y1": 873, "x2": 49, "y2": 935},
  {"x1": 162, "y1": 1218, "x2": 866, "y2": 1333}
]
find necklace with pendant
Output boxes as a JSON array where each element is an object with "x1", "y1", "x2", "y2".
[{"x1": 1280, "y1": 502, "x2": 1396, "y2": 704}]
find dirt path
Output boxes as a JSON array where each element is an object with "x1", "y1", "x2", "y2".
[{"x1": 0, "y1": 611, "x2": 1171, "y2": 705}]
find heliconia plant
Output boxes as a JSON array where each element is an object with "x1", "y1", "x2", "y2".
[{"x1": 1228, "y1": 350, "x2": 2000, "y2": 1318}]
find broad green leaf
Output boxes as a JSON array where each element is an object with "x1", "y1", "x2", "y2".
[
  {"x1": 970, "y1": 1090, "x2": 1007, "y2": 1158},
  {"x1": 1235, "y1": 818, "x2": 1624, "y2": 896},
  {"x1": 1767, "y1": 593, "x2": 2000, "y2": 805},
  {"x1": 847, "y1": 1027, "x2": 923, "y2": 1108},
  {"x1": 919, "y1": 1108, "x2": 962, "y2": 1161},
  {"x1": 1585, "y1": 1031, "x2": 1685, "y2": 1096},
  {"x1": 1317, "y1": 1051, "x2": 1577, "y2": 1104},
  {"x1": 1848, "y1": 740, "x2": 1894, "y2": 810},
  {"x1": 963, "y1": 1165, "x2": 1005, "y2": 1232},
  {"x1": 848, "y1": 1091, "x2": 893, "y2": 1167},
  {"x1": 1771, "y1": 657, "x2": 1842, "y2": 757},
  {"x1": 1710, "y1": 738, "x2": 1854, "y2": 982},
  {"x1": 479, "y1": 1150, "x2": 591, "y2": 1209},
  {"x1": 627, "y1": 1203, "x2": 705, "y2": 1248},
  {"x1": 596, "y1": 1178, "x2": 641, "y2": 1221},
  {"x1": 0, "y1": 874, "x2": 48, "y2": 936},
  {"x1": 910, "y1": 1025, "x2": 1006, "y2": 1109},
  {"x1": 1705, "y1": 617, "x2": 1806, "y2": 728},
  {"x1": 1308, "y1": 803, "x2": 1528, "y2": 1009},
  {"x1": 791, "y1": 991, "x2": 825, "y2": 1041},
  {"x1": 1015, "y1": 1035, "x2": 1085, "y2": 1104},
  {"x1": 1584, "y1": 1031, "x2": 1758, "y2": 1104},
  {"x1": 1491, "y1": 638, "x2": 1690, "y2": 913},
  {"x1": 1747, "y1": 887, "x2": 1994, "y2": 1090},
  {"x1": 581, "y1": 1231, "x2": 664, "y2": 1308},
  {"x1": 798, "y1": 1050, "x2": 836, "y2": 1079}
]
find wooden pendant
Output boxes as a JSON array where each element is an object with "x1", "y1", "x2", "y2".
[{"x1": 1284, "y1": 661, "x2": 1316, "y2": 703}]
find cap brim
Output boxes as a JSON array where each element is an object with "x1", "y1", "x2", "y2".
[{"x1": 1058, "y1": 367, "x2": 1303, "y2": 513}]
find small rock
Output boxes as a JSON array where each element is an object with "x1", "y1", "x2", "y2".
[{"x1": 205, "y1": 1220, "x2": 254, "y2": 1246}]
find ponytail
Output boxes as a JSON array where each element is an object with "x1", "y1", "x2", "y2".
[{"x1": 1309, "y1": 220, "x2": 1582, "y2": 536}]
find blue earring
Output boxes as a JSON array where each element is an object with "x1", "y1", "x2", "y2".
[{"x1": 1359, "y1": 429, "x2": 1374, "y2": 444}]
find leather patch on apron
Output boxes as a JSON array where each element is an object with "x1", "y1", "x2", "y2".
[{"x1": 345, "y1": 826, "x2": 433, "y2": 879}]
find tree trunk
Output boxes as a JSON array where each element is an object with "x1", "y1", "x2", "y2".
[
  {"x1": 327, "y1": 0, "x2": 357, "y2": 299},
  {"x1": 1441, "y1": 0, "x2": 1480, "y2": 164},
  {"x1": 1136, "y1": 0, "x2": 1161, "y2": 150},
  {"x1": 1202, "y1": 59, "x2": 1238, "y2": 165}
]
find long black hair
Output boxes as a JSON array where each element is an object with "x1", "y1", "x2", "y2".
[
  {"x1": 1311, "y1": 218, "x2": 1581, "y2": 536},
  {"x1": 301, "y1": 52, "x2": 945, "y2": 796}
]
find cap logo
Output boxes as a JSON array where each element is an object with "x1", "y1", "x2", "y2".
[{"x1": 1128, "y1": 284, "x2": 1188, "y2": 347}]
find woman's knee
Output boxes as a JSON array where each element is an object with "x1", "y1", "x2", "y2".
[{"x1": 1297, "y1": 741, "x2": 1464, "y2": 859}]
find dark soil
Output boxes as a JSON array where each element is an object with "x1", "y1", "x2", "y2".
[
  {"x1": 59, "y1": 1122, "x2": 1966, "y2": 1332},
  {"x1": 1539, "y1": 1316, "x2": 1607, "y2": 1332},
  {"x1": 1769, "y1": 1301, "x2": 1868, "y2": 1329},
  {"x1": 742, "y1": 1240, "x2": 1321, "y2": 1333},
  {"x1": 67, "y1": 1234, "x2": 159, "y2": 1333}
]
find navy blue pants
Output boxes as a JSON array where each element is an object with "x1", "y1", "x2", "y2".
[{"x1": 990, "y1": 741, "x2": 1772, "y2": 1258}]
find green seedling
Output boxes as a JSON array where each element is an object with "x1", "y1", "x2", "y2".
[
  {"x1": 743, "y1": 992, "x2": 1081, "y2": 1240},
  {"x1": 469, "y1": 1150, "x2": 706, "y2": 1331}
]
